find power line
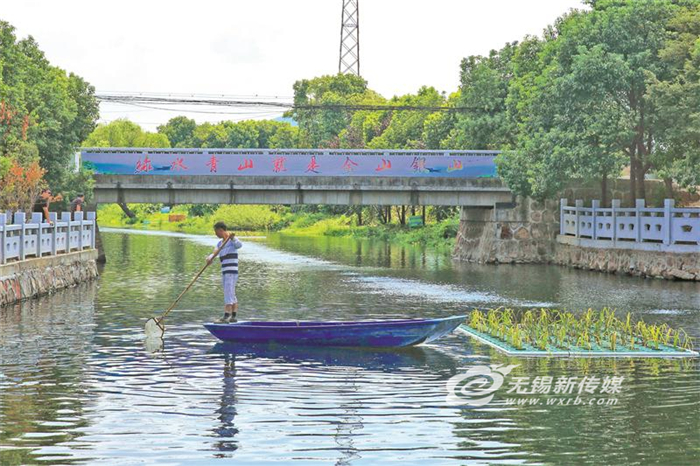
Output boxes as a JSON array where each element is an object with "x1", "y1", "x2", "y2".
[
  {"x1": 96, "y1": 93, "x2": 476, "y2": 113},
  {"x1": 103, "y1": 100, "x2": 286, "y2": 116},
  {"x1": 97, "y1": 90, "x2": 294, "y2": 100}
]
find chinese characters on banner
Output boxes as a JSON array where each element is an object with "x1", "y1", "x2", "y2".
[
  {"x1": 305, "y1": 155, "x2": 320, "y2": 173},
  {"x1": 238, "y1": 158, "x2": 254, "y2": 171},
  {"x1": 206, "y1": 155, "x2": 218, "y2": 173},
  {"x1": 135, "y1": 155, "x2": 153, "y2": 173},
  {"x1": 170, "y1": 157, "x2": 188, "y2": 171},
  {"x1": 342, "y1": 157, "x2": 358, "y2": 172},
  {"x1": 272, "y1": 156, "x2": 287, "y2": 173},
  {"x1": 114, "y1": 152, "x2": 497, "y2": 178},
  {"x1": 376, "y1": 158, "x2": 391, "y2": 172}
]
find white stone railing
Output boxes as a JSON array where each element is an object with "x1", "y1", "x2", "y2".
[
  {"x1": 559, "y1": 199, "x2": 699, "y2": 249},
  {"x1": 0, "y1": 211, "x2": 96, "y2": 264}
]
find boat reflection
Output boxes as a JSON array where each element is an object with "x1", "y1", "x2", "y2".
[{"x1": 209, "y1": 341, "x2": 459, "y2": 371}]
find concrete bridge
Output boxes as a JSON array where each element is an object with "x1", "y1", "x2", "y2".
[{"x1": 83, "y1": 148, "x2": 513, "y2": 207}]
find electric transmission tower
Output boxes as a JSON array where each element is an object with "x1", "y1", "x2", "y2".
[{"x1": 338, "y1": 0, "x2": 360, "y2": 75}]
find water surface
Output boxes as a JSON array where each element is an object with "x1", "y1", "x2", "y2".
[{"x1": 0, "y1": 229, "x2": 698, "y2": 464}]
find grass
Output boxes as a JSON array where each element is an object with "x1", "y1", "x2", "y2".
[
  {"x1": 467, "y1": 308, "x2": 695, "y2": 353},
  {"x1": 96, "y1": 203, "x2": 459, "y2": 248}
]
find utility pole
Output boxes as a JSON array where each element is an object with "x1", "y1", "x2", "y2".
[{"x1": 339, "y1": 0, "x2": 360, "y2": 75}]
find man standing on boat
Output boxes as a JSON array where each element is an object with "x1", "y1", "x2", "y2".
[{"x1": 207, "y1": 222, "x2": 243, "y2": 323}]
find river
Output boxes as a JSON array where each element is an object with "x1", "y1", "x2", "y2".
[{"x1": 0, "y1": 228, "x2": 698, "y2": 465}]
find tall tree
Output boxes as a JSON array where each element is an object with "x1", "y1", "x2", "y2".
[
  {"x1": 648, "y1": 3, "x2": 700, "y2": 195},
  {"x1": 157, "y1": 116, "x2": 197, "y2": 147},
  {"x1": 290, "y1": 73, "x2": 380, "y2": 148},
  {"x1": 498, "y1": 1, "x2": 695, "y2": 202},
  {"x1": 445, "y1": 43, "x2": 518, "y2": 150},
  {"x1": 83, "y1": 119, "x2": 170, "y2": 148},
  {"x1": 366, "y1": 86, "x2": 446, "y2": 149},
  {"x1": 0, "y1": 20, "x2": 98, "y2": 202}
]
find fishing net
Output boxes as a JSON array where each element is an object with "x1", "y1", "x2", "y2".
[{"x1": 145, "y1": 317, "x2": 165, "y2": 339}]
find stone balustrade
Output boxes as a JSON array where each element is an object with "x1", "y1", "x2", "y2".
[
  {"x1": 559, "y1": 199, "x2": 699, "y2": 252},
  {"x1": 0, "y1": 211, "x2": 96, "y2": 264}
]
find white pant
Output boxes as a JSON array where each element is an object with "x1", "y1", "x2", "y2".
[{"x1": 222, "y1": 273, "x2": 238, "y2": 305}]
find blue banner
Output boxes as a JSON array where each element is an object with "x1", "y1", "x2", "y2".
[{"x1": 81, "y1": 149, "x2": 498, "y2": 178}]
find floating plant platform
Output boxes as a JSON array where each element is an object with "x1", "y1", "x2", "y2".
[{"x1": 460, "y1": 309, "x2": 699, "y2": 358}]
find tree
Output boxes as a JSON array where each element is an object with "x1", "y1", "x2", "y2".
[
  {"x1": 83, "y1": 119, "x2": 170, "y2": 148},
  {"x1": 445, "y1": 43, "x2": 518, "y2": 150},
  {"x1": 498, "y1": 1, "x2": 696, "y2": 202},
  {"x1": 0, "y1": 158, "x2": 45, "y2": 212},
  {"x1": 157, "y1": 116, "x2": 197, "y2": 147},
  {"x1": 422, "y1": 91, "x2": 459, "y2": 149},
  {"x1": 0, "y1": 20, "x2": 98, "y2": 206},
  {"x1": 290, "y1": 73, "x2": 379, "y2": 148},
  {"x1": 269, "y1": 124, "x2": 300, "y2": 149},
  {"x1": 366, "y1": 86, "x2": 446, "y2": 150},
  {"x1": 648, "y1": 3, "x2": 700, "y2": 195}
]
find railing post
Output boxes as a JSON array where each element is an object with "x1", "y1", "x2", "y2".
[
  {"x1": 31, "y1": 213, "x2": 43, "y2": 257},
  {"x1": 0, "y1": 213, "x2": 6, "y2": 265},
  {"x1": 50, "y1": 212, "x2": 58, "y2": 256},
  {"x1": 14, "y1": 212, "x2": 26, "y2": 260},
  {"x1": 560, "y1": 198, "x2": 568, "y2": 236},
  {"x1": 591, "y1": 200, "x2": 599, "y2": 240},
  {"x1": 61, "y1": 212, "x2": 72, "y2": 252},
  {"x1": 575, "y1": 199, "x2": 583, "y2": 238},
  {"x1": 635, "y1": 199, "x2": 645, "y2": 243},
  {"x1": 611, "y1": 199, "x2": 620, "y2": 242},
  {"x1": 87, "y1": 212, "x2": 96, "y2": 249},
  {"x1": 75, "y1": 211, "x2": 85, "y2": 250},
  {"x1": 664, "y1": 198, "x2": 674, "y2": 245}
]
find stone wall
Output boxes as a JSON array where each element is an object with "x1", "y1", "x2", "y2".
[
  {"x1": 453, "y1": 196, "x2": 699, "y2": 281},
  {"x1": 0, "y1": 250, "x2": 99, "y2": 306},
  {"x1": 553, "y1": 243, "x2": 700, "y2": 281},
  {"x1": 452, "y1": 197, "x2": 560, "y2": 264}
]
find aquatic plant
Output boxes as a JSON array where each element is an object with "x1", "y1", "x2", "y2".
[{"x1": 465, "y1": 308, "x2": 694, "y2": 353}]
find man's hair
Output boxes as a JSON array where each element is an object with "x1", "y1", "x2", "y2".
[{"x1": 213, "y1": 221, "x2": 227, "y2": 231}]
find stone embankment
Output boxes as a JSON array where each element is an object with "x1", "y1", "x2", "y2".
[
  {"x1": 453, "y1": 198, "x2": 699, "y2": 281},
  {"x1": 0, "y1": 250, "x2": 99, "y2": 306}
]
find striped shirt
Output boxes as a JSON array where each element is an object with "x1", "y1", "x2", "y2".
[{"x1": 218, "y1": 236, "x2": 243, "y2": 275}]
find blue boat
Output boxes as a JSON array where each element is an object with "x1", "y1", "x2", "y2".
[{"x1": 204, "y1": 315, "x2": 466, "y2": 348}]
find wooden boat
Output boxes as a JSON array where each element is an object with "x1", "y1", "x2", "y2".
[{"x1": 204, "y1": 315, "x2": 466, "y2": 348}]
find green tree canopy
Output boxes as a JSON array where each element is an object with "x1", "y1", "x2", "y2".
[
  {"x1": 0, "y1": 20, "x2": 98, "y2": 194},
  {"x1": 497, "y1": 0, "x2": 700, "y2": 200},
  {"x1": 445, "y1": 43, "x2": 518, "y2": 150},
  {"x1": 83, "y1": 119, "x2": 171, "y2": 148},
  {"x1": 290, "y1": 73, "x2": 382, "y2": 148},
  {"x1": 157, "y1": 116, "x2": 197, "y2": 147}
]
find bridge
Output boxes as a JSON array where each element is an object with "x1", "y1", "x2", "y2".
[{"x1": 82, "y1": 148, "x2": 513, "y2": 207}]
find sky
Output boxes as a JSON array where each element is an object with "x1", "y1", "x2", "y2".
[{"x1": 3, "y1": 0, "x2": 585, "y2": 131}]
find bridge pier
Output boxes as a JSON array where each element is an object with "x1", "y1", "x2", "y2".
[
  {"x1": 453, "y1": 198, "x2": 560, "y2": 264},
  {"x1": 88, "y1": 204, "x2": 107, "y2": 263}
]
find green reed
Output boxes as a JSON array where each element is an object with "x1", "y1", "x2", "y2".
[{"x1": 466, "y1": 308, "x2": 694, "y2": 353}]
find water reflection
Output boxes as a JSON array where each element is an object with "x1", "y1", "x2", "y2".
[
  {"x1": 213, "y1": 352, "x2": 238, "y2": 456},
  {"x1": 0, "y1": 229, "x2": 698, "y2": 464}
]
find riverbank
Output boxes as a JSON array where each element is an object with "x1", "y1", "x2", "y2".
[
  {"x1": 96, "y1": 204, "x2": 460, "y2": 248},
  {"x1": 0, "y1": 249, "x2": 99, "y2": 306},
  {"x1": 453, "y1": 198, "x2": 700, "y2": 281}
]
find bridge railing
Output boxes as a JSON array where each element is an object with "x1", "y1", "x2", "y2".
[
  {"x1": 0, "y1": 211, "x2": 96, "y2": 264},
  {"x1": 559, "y1": 198, "x2": 699, "y2": 248},
  {"x1": 80, "y1": 148, "x2": 502, "y2": 156}
]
